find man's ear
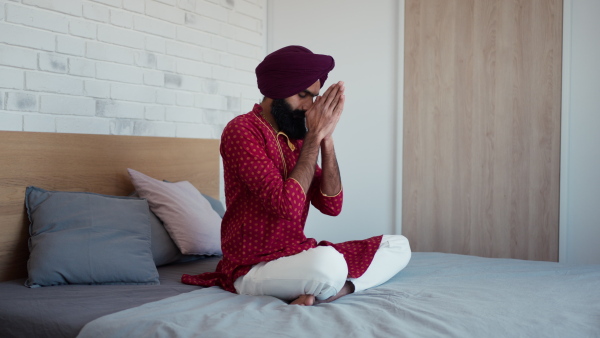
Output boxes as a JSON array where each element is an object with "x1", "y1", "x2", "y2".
[
  {"x1": 260, "y1": 97, "x2": 274, "y2": 114},
  {"x1": 261, "y1": 97, "x2": 273, "y2": 105}
]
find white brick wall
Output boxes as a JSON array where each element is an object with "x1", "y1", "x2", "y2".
[{"x1": 0, "y1": 0, "x2": 266, "y2": 138}]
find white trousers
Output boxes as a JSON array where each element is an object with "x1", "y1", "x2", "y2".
[{"x1": 233, "y1": 235, "x2": 411, "y2": 301}]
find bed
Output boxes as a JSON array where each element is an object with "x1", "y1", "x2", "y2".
[{"x1": 1, "y1": 131, "x2": 599, "y2": 338}]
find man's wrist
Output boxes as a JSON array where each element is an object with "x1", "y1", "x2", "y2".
[
  {"x1": 304, "y1": 131, "x2": 323, "y2": 147},
  {"x1": 321, "y1": 136, "x2": 334, "y2": 150}
]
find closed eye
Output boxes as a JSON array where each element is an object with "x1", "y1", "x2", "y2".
[{"x1": 299, "y1": 90, "x2": 318, "y2": 101}]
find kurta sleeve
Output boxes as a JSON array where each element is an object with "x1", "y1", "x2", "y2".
[
  {"x1": 221, "y1": 120, "x2": 306, "y2": 222},
  {"x1": 308, "y1": 166, "x2": 343, "y2": 216}
]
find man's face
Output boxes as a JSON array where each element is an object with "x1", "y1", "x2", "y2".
[{"x1": 271, "y1": 80, "x2": 321, "y2": 140}]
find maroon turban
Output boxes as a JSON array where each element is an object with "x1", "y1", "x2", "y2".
[{"x1": 255, "y1": 45, "x2": 335, "y2": 99}]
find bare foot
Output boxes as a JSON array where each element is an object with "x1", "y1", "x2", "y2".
[
  {"x1": 290, "y1": 294, "x2": 315, "y2": 306},
  {"x1": 289, "y1": 281, "x2": 355, "y2": 306},
  {"x1": 314, "y1": 281, "x2": 355, "y2": 305}
]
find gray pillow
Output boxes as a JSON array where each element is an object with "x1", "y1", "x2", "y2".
[
  {"x1": 202, "y1": 193, "x2": 225, "y2": 218},
  {"x1": 25, "y1": 186, "x2": 159, "y2": 287},
  {"x1": 130, "y1": 191, "x2": 223, "y2": 266},
  {"x1": 130, "y1": 191, "x2": 184, "y2": 266}
]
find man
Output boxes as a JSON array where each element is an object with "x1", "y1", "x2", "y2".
[{"x1": 182, "y1": 46, "x2": 411, "y2": 306}]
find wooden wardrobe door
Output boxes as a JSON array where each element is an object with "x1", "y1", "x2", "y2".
[{"x1": 403, "y1": 0, "x2": 562, "y2": 261}]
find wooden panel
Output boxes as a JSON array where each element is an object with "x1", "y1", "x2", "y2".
[
  {"x1": 403, "y1": 0, "x2": 562, "y2": 261},
  {"x1": 0, "y1": 131, "x2": 220, "y2": 281}
]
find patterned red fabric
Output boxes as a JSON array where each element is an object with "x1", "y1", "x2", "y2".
[{"x1": 182, "y1": 104, "x2": 382, "y2": 293}]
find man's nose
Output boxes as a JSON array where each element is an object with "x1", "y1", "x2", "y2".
[{"x1": 300, "y1": 101, "x2": 314, "y2": 111}]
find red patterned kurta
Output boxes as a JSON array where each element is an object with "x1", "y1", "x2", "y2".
[{"x1": 182, "y1": 104, "x2": 382, "y2": 293}]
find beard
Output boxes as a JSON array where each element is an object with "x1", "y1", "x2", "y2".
[{"x1": 271, "y1": 99, "x2": 307, "y2": 140}]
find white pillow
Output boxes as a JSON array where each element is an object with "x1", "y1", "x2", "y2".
[{"x1": 128, "y1": 169, "x2": 222, "y2": 256}]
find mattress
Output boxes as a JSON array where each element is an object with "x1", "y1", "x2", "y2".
[
  {"x1": 77, "y1": 253, "x2": 600, "y2": 338},
  {"x1": 2, "y1": 253, "x2": 599, "y2": 338},
  {"x1": 0, "y1": 257, "x2": 220, "y2": 338}
]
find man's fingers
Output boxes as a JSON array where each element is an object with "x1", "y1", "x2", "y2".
[
  {"x1": 307, "y1": 82, "x2": 344, "y2": 135},
  {"x1": 330, "y1": 96, "x2": 345, "y2": 125},
  {"x1": 332, "y1": 82, "x2": 345, "y2": 105},
  {"x1": 334, "y1": 94, "x2": 345, "y2": 114},
  {"x1": 327, "y1": 82, "x2": 345, "y2": 113},
  {"x1": 322, "y1": 83, "x2": 341, "y2": 110},
  {"x1": 319, "y1": 83, "x2": 336, "y2": 101}
]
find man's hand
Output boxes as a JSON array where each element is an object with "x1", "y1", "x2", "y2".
[
  {"x1": 305, "y1": 81, "x2": 345, "y2": 142},
  {"x1": 288, "y1": 81, "x2": 345, "y2": 196}
]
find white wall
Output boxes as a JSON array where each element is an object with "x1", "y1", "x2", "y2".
[
  {"x1": 267, "y1": 0, "x2": 401, "y2": 243},
  {"x1": 0, "y1": 0, "x2": 266, "y2": 138},
  {"x1": 268, "y1": 0, "x2": 600, "y2": 265},
  {"x1": 560, "y1": 0, "x2": 600, "y2": 265}
]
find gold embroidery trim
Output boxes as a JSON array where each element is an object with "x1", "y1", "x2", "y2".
[
  {"x1": 276, "y1": 132, "x2": 296, "y2": 151},
  {"x1": 320, "y1": 186, "x2": 343, "y2": 198},
  {"x1": 254, "y1": 112, "x2": 288, "y2": 178},
  {"x1": 287, "y1": 177, "x2": 306, "y2": 197}
]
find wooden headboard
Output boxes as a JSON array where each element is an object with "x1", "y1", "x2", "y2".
[{"x1": 0, "y1": 131, "x2": 220, "y2": 282}]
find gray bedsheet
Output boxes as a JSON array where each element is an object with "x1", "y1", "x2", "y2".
[
  {"x1": 78, "y1": 253, "x2": 600, "y2": 338},
  {"x1": 0, "y1": 257, "x2": 220, "y2": 338}
]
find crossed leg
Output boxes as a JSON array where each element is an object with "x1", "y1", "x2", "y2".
[{"x1": 234, "y1": 235, "x2": 411, "y2": 306}]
